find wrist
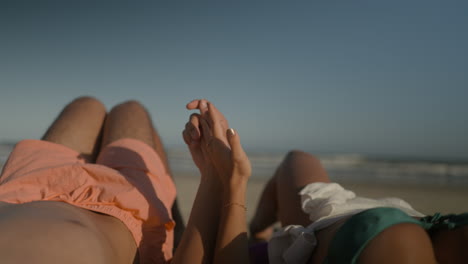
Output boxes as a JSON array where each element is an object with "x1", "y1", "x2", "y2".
[
  {"x1": 200, "y1": 166, "x2": 217, "y2": 180},
  {"x1": 222, "y1": 190, "x2": 247, "y2": 213},
  {"x1": 228, "y1": 174, "x2": 248, "y2": 190},
  {"x1": 223, "y1": 181, "x2": 247, "y2": 200}
]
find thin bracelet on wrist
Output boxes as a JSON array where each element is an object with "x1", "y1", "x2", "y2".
[{"x1": 223, "y1": 202, "x2": 247, "y2": 211}]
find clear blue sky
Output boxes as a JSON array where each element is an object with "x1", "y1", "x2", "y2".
[{"x1": 1, "y1": 0, "x2": 467, "y2": 160}]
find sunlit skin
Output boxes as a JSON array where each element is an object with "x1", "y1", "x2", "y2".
[
  {"x1": 174, "y1": 99, "x2": 251, "y2": 264},
  {"x1": 0, "y1": 97, "x2": 252, "y2": 264},
  {"x1": 249, "y1": 151, "x2": 468, "y2": 264},
  {"x1": 0, "y1": 97, "x2": 137, "y2": 264},
  {"x1": 0, "y1": 97, "x2": 466, "y2": 263}
]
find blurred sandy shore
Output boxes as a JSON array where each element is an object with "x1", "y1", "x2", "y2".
[{"x1": 172, "y1": 172, "x2": 468, "y2": 223}]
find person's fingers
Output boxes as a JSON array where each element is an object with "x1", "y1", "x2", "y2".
[
  {"x1": 199, "y1": 117, "x2": 213, "y2": 150},
  {"x1": 226, "y1": 128, "x2": 248, "y2": 165},
  {"x1": 186, "y1": 99, "x2": 209, "y2": 117},
  {"x1": 186, "y1": 99, "x2": 201, "y2": 109},
  {"x1": 206, "y1": 102, "x2": 230, "y2": 147},
  {"x1": 227, "y1": 128, "x2": 251, "y2": 177},
  {"x1": 187, "y1": 99, "x2": 232, "y2": 152},
  {"x1": 207, "y1": 103, "x2": 221, "y2": 137},
  {"x1": 206, "y1": 101, "x2": 224, "y2": 122},
  {"x1": 182, "y1": 128, "x2": 191, "y2": 145},
  {"x1": 198, "y1": 99, "x2": 209, "y2": 117},
  {"x1": 188, "y1": 113, "x2": 201, "y2": 141},
  {"x1": 183, "y1": 112, "x2": 203, "y2": 145}
]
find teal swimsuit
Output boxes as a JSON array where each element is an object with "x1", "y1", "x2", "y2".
[{"x1": 324, "y1": 207, "x2": 468, "y2": 264}]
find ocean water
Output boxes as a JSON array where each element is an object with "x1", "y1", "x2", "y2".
[
  {"x1": 1, "y1": 143, "x2": 468, "y2": 186},
  {"x1": 167, "y1": 148, "x2": 468, "y2": 186}
]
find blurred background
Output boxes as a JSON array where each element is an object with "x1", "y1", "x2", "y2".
[{"x1": 1, "y1": 0, "x2": 467, "y2": 185}]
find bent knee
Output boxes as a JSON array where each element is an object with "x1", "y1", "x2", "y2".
[
  {"x1": 276, "y1": 150, "x2": 329, "y2": 188},
  {"x1": 281, "y1": 150, "x2": 325, "y2": 176},
  {"x1": 359, "y1": 223, "x2": 437, "y2": 264},
  {"x1": 71, "y1": 96, "x2": 106, "y2": 112},
  {"x1": 284, "y1": 150, "x2": 320, "y2": 164},
  {"x1": 113, "y1": 100, "x2": 148, "y2": 112}
]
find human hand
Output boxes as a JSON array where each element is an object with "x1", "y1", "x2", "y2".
[
  {"x1": 182, "y1": 100, "x2": 213, "y2": 176},
  {"x1": 184, "y1": 99, "x2": 251, "y2": 185}
]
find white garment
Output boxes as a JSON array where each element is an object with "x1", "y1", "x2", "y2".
[{"x1": 268, "y1": 182, "x2": 424, "y2": 264}]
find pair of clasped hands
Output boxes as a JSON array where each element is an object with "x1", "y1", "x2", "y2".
[{"x1": 182, "y1": 99, "x2": 251, "y2": 186}]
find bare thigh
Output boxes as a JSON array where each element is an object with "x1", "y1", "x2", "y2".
[
  {"x1": 42, "y1": 96, "x2": 106, "y2": 162},
  {"x1": 101, "y1": 100, "x2": 185, "y2": 252},
  {"x1": 274, "y1": 151, "x2": 354, "y2": 263},
  {"x1": 0, "y1": 97, "x2": 137, "y2": 263},
  {"x1": 275, "y1": 150, "x2": 330, "y2": 227},
  {"x1": 251, "y1": 149, "x2": 462, "y2": 263},
  {"x1": 250, "y1": 150, "x2": 339, "y2": 262},
  {"x1": 101, "y1": 100, "x2": 156, "y2": 148},
  {"x1": 250, "y1": 150, "x2": 330, "y2": 231}
]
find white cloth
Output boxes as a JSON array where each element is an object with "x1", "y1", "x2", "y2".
[{"x1": 268, "y1": 182, "x2": 425, "y2": 264}]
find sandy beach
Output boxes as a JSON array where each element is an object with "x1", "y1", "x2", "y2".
[{"x1": 172, "y1": 172, "x2": 468, "y2": 224}]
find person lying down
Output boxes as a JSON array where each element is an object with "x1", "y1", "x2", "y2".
[{"x1": 0, "y1": 97, "x2": 467, "y2": 264}]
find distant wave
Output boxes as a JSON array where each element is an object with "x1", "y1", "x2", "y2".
[
  {"x1": 167, "y1": 149, "x2": 468, "y2": 186},
  {"x1": 1, "y1": 145, "x2": 467, "y2": 186}
]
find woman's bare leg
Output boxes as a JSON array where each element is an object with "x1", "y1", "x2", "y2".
[
  {"x1": 40, "y1": 97, "x2": 137, "y2": 264},
  {"x1": 250, "y1": 149, "x2": 462, "y2": 263},
  {"x1": 249, "y1": 176, "x2": 278, "y2": 241},
  {"x1": 102, "y1": 100, "x2": 185, "y2": 252},
  {"x1": 101, "y1": 101, "x2": 154, "y2": 148},
  {"x1": 275, "y1": 150, "x2": 330, "y2": 226},
  {"x1": 250, "y1": 150, "x2": 330, "y2": 238},
  {"x1": 42, "y1": 96, "x2": 106, "y2": 162},
  {"x1": 249, "y1": 150, "x2": 446, "y2": 263},
  {"x1": 0, "y1": 97, "x2": 136, "y2": 264},
  {"x1": 151, "y1": 129, "x2": 186, "y2": 252}
]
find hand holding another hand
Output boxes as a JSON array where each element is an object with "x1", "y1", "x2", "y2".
[{"x1": 182, "y1": 99, "x2": 251, "y2": 186}]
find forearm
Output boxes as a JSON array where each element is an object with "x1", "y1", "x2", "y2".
[
  {"x1": 214, "y1": 178, "x2": 249, "y2": 264},
  {"x1": 172, "y1": 172, "x2": 222, "y2": 264}
]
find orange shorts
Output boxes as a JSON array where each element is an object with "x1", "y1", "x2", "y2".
[{"x1": 0, "y1": 138, "x2": 176, "y2": 263}]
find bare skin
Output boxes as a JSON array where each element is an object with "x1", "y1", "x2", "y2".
[
  {"x1": 249, "y1": 150, "x2": 349, "y2": 263},
  {"x1": 42, "y1": 96, "x2": 106, "y2": 162},
  {"x1": 0, "y1": 97, "x2": 250, "y2": 264},
  {"x1": 0, "y1": 97, "x2": 135, "y2": 264},
  {"x1": 0, "y1": 97, "x2": 186, "y2": 264},
  {"x1": 250, "y1": 150, "x2": 468, "y2": 263},
  {"x1": 101, "y1": 100, "x2": 186, "y2": 254},
  {"x1": 2, "y1": 97, "x2": 465, "y2": 263},
  {"x1": 173, "y1": 99, "x2": 251, "y2": 264}
]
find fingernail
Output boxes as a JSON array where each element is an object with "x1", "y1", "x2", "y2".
[
  {"x1": 200, "y1": 101, "x2": 207, "y2": 109},
  {"x1": 228, "y1": 128, "x2": 235, "y2": 136}
]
